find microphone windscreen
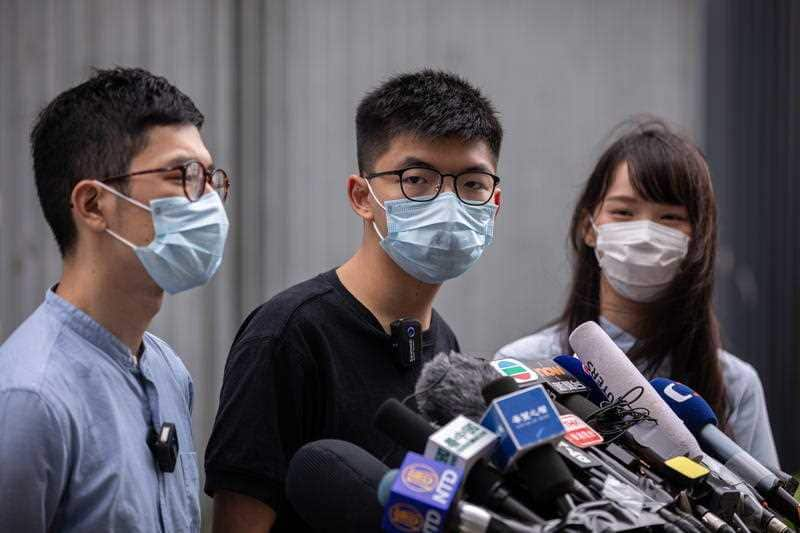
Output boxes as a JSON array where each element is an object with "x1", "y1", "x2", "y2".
[
  {"x1": 651, "y1": 378, "x2": 719, "y2": 435},
  {"x1": 286, "y1": 439, "x2": 388, "y2": 533},
  {"x1": 568, "y1": 321, "x2": 703, "y2": 458},
  {"x1": 414, "y1": 351, "x2": 499, "y2": 424},
  {"x1": 553, "y1": 354, "x2": 606, "y2": 404},
  {"x1": 374, "y1": 398, "x2": 433, "y2": 452}
]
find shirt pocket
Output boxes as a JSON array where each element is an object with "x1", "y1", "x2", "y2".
[{"x1": 179, "y1": 451, "x2": 201, "y2": 532}]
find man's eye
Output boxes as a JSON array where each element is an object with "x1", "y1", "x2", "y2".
[
  {"x1": 402, "y1": 175, "x2": 430, "y2": 185},
  {"x1": 462, "y1": 180, "x2": 488, "y2": 191}
]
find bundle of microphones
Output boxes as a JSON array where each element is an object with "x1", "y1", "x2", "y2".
[{"x1": 285, "y1": 321, "x2": 800, "y2": 532}]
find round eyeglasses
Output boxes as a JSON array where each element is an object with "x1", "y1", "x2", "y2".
[
  {"x1": 365, "y1": 166, "x2": 500, "y2": 206},
  {"x1": 97, "y1": 160, "x2": 230, "y2": 202}
]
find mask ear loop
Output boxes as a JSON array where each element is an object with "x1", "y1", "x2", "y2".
[
  {"x1": 588, "y1": 214, "x2": 600, "y2": 234},
  {"x1": 94, "y1": 180, "x2": 151, "y2": 250},
  {"x1": 94, "y1": 180, "x2": 152, "y2": 211},
  {"x1": 363, "y1": 178, "x2": 388, "y2": 241}
]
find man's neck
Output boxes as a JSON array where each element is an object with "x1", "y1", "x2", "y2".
[
  {"x1": 57, "y1": 257, "x2": 163, "y2": 354},
  {"x1": 598, "y1": 275, "x2": 646, "y2": 338},
  {"x1": 337, "y1": 243, "x2": 441, "y2": 333}
]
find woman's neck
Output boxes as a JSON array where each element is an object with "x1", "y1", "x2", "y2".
[{"x1": 598, "y1": 275, "x2": 647, "y2": 338}]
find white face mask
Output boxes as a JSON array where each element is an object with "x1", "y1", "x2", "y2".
[{"x1": 591, "y1": 218, "x2": 690, "y2": 303}]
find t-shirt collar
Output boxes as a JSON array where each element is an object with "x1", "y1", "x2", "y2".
[{"x1": 324, "y1": 269, "x2": 440, "y2": 346}]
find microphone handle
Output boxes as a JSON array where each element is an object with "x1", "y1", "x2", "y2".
[{"x1": 767, "y1": 486, "x2": 800, "y2": 526}]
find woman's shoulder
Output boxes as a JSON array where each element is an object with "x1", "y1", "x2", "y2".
[
  {"x1": 718, "y1": 349, "x2": 762, "y2": 395},
  {"x1": 495, "y1": 323, "x2": 568, "y2": 361}
]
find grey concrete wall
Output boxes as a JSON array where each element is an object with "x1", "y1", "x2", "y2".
[{"x1": 1, "y1": 0, "x2": 717, "y2": 527}]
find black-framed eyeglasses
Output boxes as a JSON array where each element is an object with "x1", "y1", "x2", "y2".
[
  {"x1": 97, "y1": 160, "x2": 230, "y2": 202},
  {"x1": 365, "y1": 166, "x2": 500, "y2": 206}
]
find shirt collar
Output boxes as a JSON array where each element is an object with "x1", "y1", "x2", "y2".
[
  {"x1": 597, "y1": 315, "x2": 637, "y2": 353},
  {"x1": 44, "y1": 287, "x2": 137, "y2": 369},
  {"x1": 597, "y1": 315, "x2": 670, "y2": 376}
]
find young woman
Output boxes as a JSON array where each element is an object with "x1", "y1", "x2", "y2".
[{"x1": 498, "y1": 118, "x2": 779, "y2": 469}]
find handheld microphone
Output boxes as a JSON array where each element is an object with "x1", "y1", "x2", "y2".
[
  {"x1": 378, "y1": 468, "x2": 539, "y2": 533},
  {"x1": 380, "y1": 451, "x2": 464, "y2": 533},
  {"x1": 415, "y1": 351, "x2": 503, "y2": 424},
  {"x1": 651, "y1": 378, "x2": 800, "y2": 525},
  {"x1": 374, "y1": 398, "x2": 542, "y2": 524},
  {"x1": 424, "y1": 414, "x2": 499, "y2": 472},
  {"x1": 285, "y1": 439, "x2": 388, "y2": 532},
  {"x1": 701, "y1": 454, "x2": 791, "y2": 533},
  {"x1": 480, "y1": 378, "x2": 575, "y2": 508},
  {"x1": 553, "y1": 354, "x2": 608, "y2": 405},
  {"x1": 568, "y1": 321, "x2": 704, "y2": 459}
]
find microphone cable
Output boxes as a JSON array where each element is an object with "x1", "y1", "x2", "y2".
[{"x1": 585, "y1": 385, "x2": 657, "y2": 443}]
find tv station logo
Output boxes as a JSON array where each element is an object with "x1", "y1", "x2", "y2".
[
  {"x1": 491, "y1": 358, "x2": 539, "y2": 384},
  {"x1": 401, "y1": 463, "x2": 439, "y2": 493},
  {"x1": 559, "y1": 413, "x2": 604, "y2": 448}
]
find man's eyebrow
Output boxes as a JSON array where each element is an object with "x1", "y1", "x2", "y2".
[
  {"x1": 396, "y1": 156, "x2": 436, "y2": 169},
  {"x1": 461, "y1": 164, "x2": 493, "y2": 174},
  {"x1": 159, "y1": 155, "x2": 214, "y2": 169},
  {"x1": 395, "y1": 157, "x2": 493, "y2": 174}
]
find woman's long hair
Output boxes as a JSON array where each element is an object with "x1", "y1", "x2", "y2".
[{"x1": 558, "y1": 117, "x2": 728, "y2": 427}]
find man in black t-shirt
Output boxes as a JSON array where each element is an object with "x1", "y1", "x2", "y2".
[{"x1": 205, "y1": 70, "x2": 504, "y2": 532}]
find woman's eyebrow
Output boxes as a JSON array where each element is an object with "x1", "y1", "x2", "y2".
[{"x1": 604, "y1": 194, "x2": 639, "y2": 203}]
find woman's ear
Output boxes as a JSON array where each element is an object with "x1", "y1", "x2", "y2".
[{"x1": 582, "y1": 209, "x2": 597, "y2": 248}]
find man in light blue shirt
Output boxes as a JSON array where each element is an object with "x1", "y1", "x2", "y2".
[{"x1": 0, "y1": 68, "x2": 230, "y2": 532}]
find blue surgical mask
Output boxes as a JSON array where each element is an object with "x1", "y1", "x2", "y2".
[
  {"x1": 367, "y1": 183, "x2": 496, "y2": 284},
  {"x1": 96, "y1": 181, "x2": 230, "y2": 294}
]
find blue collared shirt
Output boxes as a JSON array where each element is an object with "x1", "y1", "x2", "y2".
[{"x1": 0, "y1": 289, "x2": 200, "y2": 532}]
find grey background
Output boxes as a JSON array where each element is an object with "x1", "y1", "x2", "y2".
[{"x1": 1, "y1": 0, "x2": 797, "y2": 528}]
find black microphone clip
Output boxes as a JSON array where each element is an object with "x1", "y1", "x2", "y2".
[
  {"x1": 148, "y1": 422, "x2": 179, "y2": 473},
  {"x1": 390, "y1": 318, "x2": 422, "y2": 369}
]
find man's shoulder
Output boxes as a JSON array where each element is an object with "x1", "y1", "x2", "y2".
[
  {"x1": 431, "y1": 308, "x2": 457, "y2": 336},
  {"x1": 235, "y1": 271, "x2": 339, "y2": 346},
  {"x1": 495, "y1": 323, "x2": 566, "y2": 360},
  {"x1": 143, "y1": 332, "x2": 192, "y2": 385},
  {"x1": 0, "y1": 305, "x2": 67, "y2": 396}
]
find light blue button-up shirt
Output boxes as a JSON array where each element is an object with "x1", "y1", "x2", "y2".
[{"x1": 0, "y1": 289, "x2": 200, "y2": 532}]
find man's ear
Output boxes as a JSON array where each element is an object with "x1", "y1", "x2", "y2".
[
  {"x1": 71, "y1": 180, "x2": 110, "y2": 234},
  {"x1": 347, "y1": 175, "x2": 375, "y2": 222},
  {"x1": 492, "y1": 188, "x2": 502, "y2": 217},
  {"x1": 582, "y1": 209, "x2": 597, "y2": 248}
]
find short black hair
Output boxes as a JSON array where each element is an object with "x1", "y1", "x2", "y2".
[
  {"x1": 30, "y1": 67, "x2": 204, "y2": 256},
  {"x1": 356, "y1": 69, "x2": 502, "y2": 173}
]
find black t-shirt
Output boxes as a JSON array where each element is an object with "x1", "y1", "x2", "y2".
[{"x1": 204, "y1": 269, "x2": 460, "y2": 532}]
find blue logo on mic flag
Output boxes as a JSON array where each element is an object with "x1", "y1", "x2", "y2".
[
  {"x1": 480, "y1": 384, "x2": 566, "y2": 471},
  {"x1": 382, "y1": 452, "x2": 464, "y2": 533}
]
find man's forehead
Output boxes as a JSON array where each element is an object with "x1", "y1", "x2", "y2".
[
  {"x1": 378, "y1": 133, "x2": 495, "y2": 171},
  {"x1": 133, "y1": 124, "x2": 212, "y2": 167}
]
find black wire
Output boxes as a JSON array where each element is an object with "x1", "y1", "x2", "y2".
[{"x1": 585, "y1": 385, "x2": 657, "y2": 442}]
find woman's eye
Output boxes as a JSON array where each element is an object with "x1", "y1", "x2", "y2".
[
  {"x1": 662, "y1": 213, "x2": 687, "y2": 221},
  {"x1": 611, "y1": 209, "x2": 633, "y2": 216}
]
